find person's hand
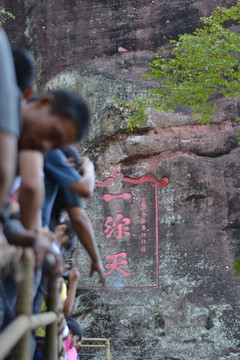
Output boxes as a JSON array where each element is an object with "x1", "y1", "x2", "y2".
[
  {"x1": 69, "y1": 267, "x2": 80, "y2": 284},
  {"x1": 32, "y1": 228, "x2": 53, "y2": 268},
  {"x1": 33, "y1": 228, "x2": 64, "y2": 277},
  {"x1": 44, "y1": 251, "x2": 64, "y2": 279},
  {"x1": 66, "y1": 156, "x2": 75, "y2": 167},
  {"x1": 58, "y1": 312, "x2": 67, "y2": 336},
  {"x1": 90, "y1": 260, "x2": 106, "y2": 286},
  {"x1": 78, "y1": 157, "x2": 94, "y2": 176},
  {"x1": 40, "y1": 227, "x2": 59, "y2": 244}
]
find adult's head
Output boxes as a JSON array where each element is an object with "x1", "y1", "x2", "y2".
[
  {"x1": 11, "y1": 46, "x2": 35, "y2": 101},
  {"x1": 19, "y1": 89, "x2": 90, "y2": 151}
]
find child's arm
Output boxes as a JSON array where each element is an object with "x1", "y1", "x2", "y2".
[{"x1": 63, "y1": 268, "x2": 80, "y2": 315}]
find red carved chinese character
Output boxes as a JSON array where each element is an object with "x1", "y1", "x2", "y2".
[
  {"x1": 104, "y1": 213, "x2": 130, "y2": 239},
  {"x1": 141, "y1": 225, "x2": 147, "y2": 231},
  {"x1": 141, "y1": 239, "x2": 147, "y2": 244},
  {"x1": 141, "y1": 246, "x2": 147, "y2": 253},
  {"x1": 105, "y1": 252, "x2": 131, "y2": 277},
  {"x1": 103, "y1": 192, "x2": 132, "y2": 201},
  {"x1": 141, "y1": 203, "x2": 147, "y2": 211}
]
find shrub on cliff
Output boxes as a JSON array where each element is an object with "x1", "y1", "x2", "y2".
[
  {"x1": 128, "y1": 1, "x2": 240, "y2": 129},
  {"x1": 0, "y1": 9, "x2": 15, "y2": 25}
]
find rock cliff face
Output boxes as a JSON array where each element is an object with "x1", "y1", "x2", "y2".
[
  {"x1": 2, "y1": 0, "x2": 240, "y2": 359},
  {"x1": 2, "y1": 0, "x2": 235, "y2": 84}
]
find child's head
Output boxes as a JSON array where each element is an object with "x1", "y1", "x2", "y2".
[
  {"x1": 55, "y1": 219, "x2": 77, "y2": 252},
  {"x1": 12, "y1": 46, "x2": 35, "y2": 100},
  {"x1": 65, "y1": 315, "x2": 83, "y2": 348}
]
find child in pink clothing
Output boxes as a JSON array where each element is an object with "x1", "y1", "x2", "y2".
[
  {"x1": 67, "y1": 346, "x2": 78, "y2": 360},
  {"x1": 65, "y1": 315, "x2": 83, "y2": 360}
]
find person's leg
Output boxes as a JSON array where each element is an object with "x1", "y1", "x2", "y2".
[
  {"x1": 31, "y1": 273, "x2": 48, "y2": 360},
  {"x1": 0, "y1": 276, "x2": 15, "y2": 330},
  {"x1": 0, "y1": 133, "x2": 17, "y2": 210}
]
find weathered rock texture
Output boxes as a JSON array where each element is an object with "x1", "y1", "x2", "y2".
[
  {"x1": 2, "y1": 1, "x2": 240, "y2": 359},
  {"x1": 2, "y1": 0, "x2": 236, "y2": 84}
]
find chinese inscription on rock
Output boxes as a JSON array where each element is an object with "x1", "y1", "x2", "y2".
[{"x1": 75, "y1": 170, "x2": 169, "y2": 289}]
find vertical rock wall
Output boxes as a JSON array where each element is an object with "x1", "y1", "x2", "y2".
[
  {"x1": 2, "y1": 0, "x2": 235, "y2": 84},
  {"x1": 45, "y1": 71, "x2": 240, "y2": 359}
]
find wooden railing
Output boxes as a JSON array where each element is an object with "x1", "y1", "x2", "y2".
[
  {"x1": 0, "y1": 249, "x2": 111, "y2": 360},
  {"x1": 80, "y1": 337, "x2": 111, "y2": 360},
  {"x1": 0, "y1": 249, "x2": 60, "y2": 360}
]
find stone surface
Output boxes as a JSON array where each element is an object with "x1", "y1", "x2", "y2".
[
  {"x1": 1, "y1": 0, "x2": 236, "y2": 84},
  {"x1": 66, "y1": 95, "x2": 240, "y2": 360},
  {"x1": 2, "y1": 1, "x2": 240, "y2": 359}
]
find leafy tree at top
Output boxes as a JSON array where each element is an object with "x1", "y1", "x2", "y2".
[
  {"x1": 0, "y1": 9, "x2": 15, "y2": 25},
  {"x1": 128, "y1": 1, "x2": 240, "y2": 129}
]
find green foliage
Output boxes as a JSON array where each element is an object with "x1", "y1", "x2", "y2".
[
  {"x1": 235, "y1": 258, "x2": 240, "y2": 275},
  {"x1": 0, "y1": 9, "x2": 15, "y2": 25},
  {"x1": 128, "y1": 94, "x2": 149, "y2": 131},
  {"x1": 128, "y1": 1, "x2": 240, "y2": 128}
]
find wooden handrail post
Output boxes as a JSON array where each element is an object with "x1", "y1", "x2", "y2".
[
  {"x1": 43, "y1": 277, "x2": 60, "y2": 360},
  {"x1": 13, "y1": 248, "x2": 35, "y2": 360},
  {"x1": 105, "y1": 339, "x2": 111, "y2": 360}
]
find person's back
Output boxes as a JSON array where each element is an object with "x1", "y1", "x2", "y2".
[
  {"x1": 0, "y1": 29, "x2": 20, "y2": 269},
  {"x1": 44, "y1": 145, "x2": 106, "y2": 286},
  {"x1": 49, "y1": 145, "x2": 83, "y2": 231}
]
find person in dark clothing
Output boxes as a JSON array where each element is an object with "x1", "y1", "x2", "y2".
[{"x1": 42, "y1": 146, "x2": 106, "y2": 286}]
